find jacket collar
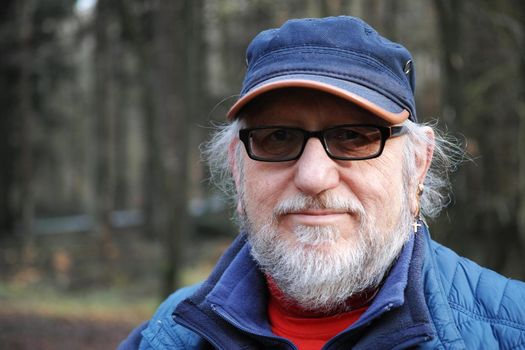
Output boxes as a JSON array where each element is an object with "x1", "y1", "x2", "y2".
[
  {"x1": 328, "y1": 224, "x2": 436, "y2": 348},
  {"x1": 174, "y1": 223, "x2": 435, "y2": 349}
]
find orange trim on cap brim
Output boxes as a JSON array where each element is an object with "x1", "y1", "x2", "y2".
[{"x1": 227, "y1": 79, "x2": 409, "y2": 124}]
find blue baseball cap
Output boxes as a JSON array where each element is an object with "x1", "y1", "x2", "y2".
[{"x1": 227, "y1": 16, "x2": 417, "y2": 124}]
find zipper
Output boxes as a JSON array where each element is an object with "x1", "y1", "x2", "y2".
[
  {"x1": 321, "y1": 302, "x2": 396, "y2": 349},
  {"x1": 211, "y1": 303, "x2": 298, "y2": 350},
  {"x1": 172, "y1": 314, "x2": 225, "y2": 350},
  {"x1": 352, "y1": 302, "x2": 395, "y2": 328}
]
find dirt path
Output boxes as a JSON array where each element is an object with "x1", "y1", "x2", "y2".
[{"x1": 0, "y1": 310, "x2": 136, "y2": 350}]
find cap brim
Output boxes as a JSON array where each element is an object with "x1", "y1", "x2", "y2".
[{"x1": 227, "y1": 76, "x2": 409, "y2": 124}]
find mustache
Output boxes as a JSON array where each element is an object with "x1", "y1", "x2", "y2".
[{"x1": 273, "y1": 193, "x2": 365, "y2": 217}]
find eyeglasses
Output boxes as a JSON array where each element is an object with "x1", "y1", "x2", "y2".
[{"x1": 239, "y1": 124, "x2": 407, "y2": 162}]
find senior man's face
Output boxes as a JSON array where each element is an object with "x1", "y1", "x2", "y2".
[{"x1": 234, "y1": 88, "x2": 415, "y2": 312}]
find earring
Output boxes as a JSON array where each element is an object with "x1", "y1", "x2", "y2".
[{"x1": 412, "y1": 183, "x2": 425, "y2": 233}]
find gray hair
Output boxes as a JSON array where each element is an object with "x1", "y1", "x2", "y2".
[
  {"x1": 202, "y1": 119, "x2": 464, "y2": 220},
  {"x1": 402, "y1": 120, "x2": 464, "y2": 219},
  {"x1": 201, "y1": 119, "x2": 244, "y2": 200}
]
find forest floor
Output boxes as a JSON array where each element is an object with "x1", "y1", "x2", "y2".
[
  {"x1": 0, "y1": 229, "x2": 233, "y2": 349},
  {"x1": 0, "y1": 285, "x2": 156, "y2": 350},
  {"x1": 0, "y1": 308, "x2": 136, "y2": 350}
]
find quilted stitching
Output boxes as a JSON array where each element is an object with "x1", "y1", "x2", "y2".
[
  {"x1": 450, "y1": 303, "x2": 525, "y2": 349},
  {"x1": 508, "y1": 332, "x2": 525, "y2": 350},
  {"x1": 497, "y1": 279, "x2": 510, "y2": 316},
  {"x1": 426, "y1": 234, "x2": 525, "y2": 349}
]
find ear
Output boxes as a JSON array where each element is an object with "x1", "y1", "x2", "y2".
[
  {"x1": 228, "y1": 139, "x2": 243, "y2": 215},
  {"x1": 410, "y1": 126, "x2": 435, "y2": 215},
  {"x1": 415, "y1": 126, "x2": 435, "y2": 184}
]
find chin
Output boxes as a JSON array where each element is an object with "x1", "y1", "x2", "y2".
[{"x1": 287, "y1": 224, "x2": 346, "y2": 247}]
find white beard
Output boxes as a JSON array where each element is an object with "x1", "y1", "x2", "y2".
[{"x1": 242, "y1": 192, "x2": 412, "y2": 314}]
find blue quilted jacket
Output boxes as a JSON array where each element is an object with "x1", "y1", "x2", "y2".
[{"x1": 118, "y1": 225, "x2": 525, "y2": 349}]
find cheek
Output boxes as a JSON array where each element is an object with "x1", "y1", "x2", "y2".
[
  {"x1": 376, "y1": 153, "x2": 406, "y2": 193},
  {"x1": 346, "y1": 153, "x2": 406, "y2": 226},
  {"x1": 241, "y1": 162, "x2": 289, "y2": 224}
]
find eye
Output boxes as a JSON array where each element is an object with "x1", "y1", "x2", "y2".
[
  {"x1": 335, "y1": 129, "x2": 361, "y2": 141},
  {"x1": 325, "y1": 126, "x2": 382, "y2": 157},
  {"x1": 249, "y1": 127, "x2": 303, "y2": 158},
  {"x1": 267, "y1": 129, "x2": 292, "y2": 142},
  {"x1": 330, "y1": 128, "x2": 372, "y2": 144},
  {"x1": 252, "y1": 128, "x2": 301, "y2": 145}
]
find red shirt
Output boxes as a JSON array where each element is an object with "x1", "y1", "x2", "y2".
[{"x1": 266, "y1": 278, "x2": 371, "y2": 350}]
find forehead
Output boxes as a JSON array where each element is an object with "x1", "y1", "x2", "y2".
[{"x1": 239, "y1": 87, "x2": 389, "y2": 127}]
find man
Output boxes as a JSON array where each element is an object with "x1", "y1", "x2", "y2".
[{"x1": 119, "y1": 16, "x2": 525, "y2": 349}]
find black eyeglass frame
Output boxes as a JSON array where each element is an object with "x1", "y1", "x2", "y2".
[{"x1": 238, "y1": 124, "x2": 408, "y2": 162}]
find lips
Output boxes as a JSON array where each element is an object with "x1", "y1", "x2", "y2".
[
  {"x1": 283, "y1": 210, "x2": 350, "y2": 226},
  {"x1": 288, "y1": 209, "x2": 348, "y2": 216}
]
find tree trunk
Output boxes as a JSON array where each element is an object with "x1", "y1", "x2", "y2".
[
  {"x1": 434, "y1": 0, "x2": 464, "y2": 124},
  {"x1": 0, "y1": 1, "x2": 20, "y2": 238},
  {"x1": 362, "y1": 0, "x2": 383, "y2": 31},
  {"x1": 517, "y1": 0, "x2": 525, "y2": 261},
  {"x1": 152, "y1": 0, "x2": 202, "y2": 297},
  {"x1": 94, "y1": 0, "x2": 115, "y2": 258},
  {"x1": 16, "y1": 0, "x2": 36, "y2": 245},
  {"x1": 113, "y1": 43, "x2": 128, "y2": 211},
  {"x1": 383, "y1": 0, "x2": 399, "y2": 40}
]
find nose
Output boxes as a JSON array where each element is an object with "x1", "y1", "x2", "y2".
[{"x1": 294, "y1": 138, "x2": 340, "y2": 196}]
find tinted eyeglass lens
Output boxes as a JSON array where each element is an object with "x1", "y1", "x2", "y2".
[
  {"x1": 325, "y1": 126, "x2": 382, "y2": 159},
  {"x1": 249, "y1": 128, "x2": 304, "y2": 160}
]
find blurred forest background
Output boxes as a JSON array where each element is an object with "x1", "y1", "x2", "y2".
[{"x1": 1, "y1": 0, "x2": 524, "y2": 348}]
